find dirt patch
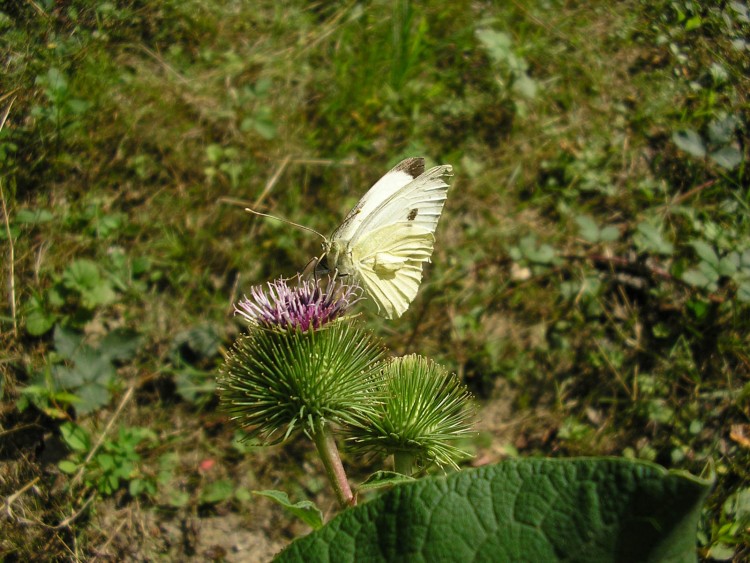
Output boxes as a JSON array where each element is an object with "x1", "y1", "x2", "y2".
[{"x1": 93, "y1": 499, "x2": 290, "y2": 562}]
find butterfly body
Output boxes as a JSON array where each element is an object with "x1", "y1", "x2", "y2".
[{"x1": 322, "y1": 157, "x2": 452, "y2": 319}]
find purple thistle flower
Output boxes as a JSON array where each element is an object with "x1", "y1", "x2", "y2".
[{"x1": 235, "y1": 275, "x2": 361, "y2": 331}]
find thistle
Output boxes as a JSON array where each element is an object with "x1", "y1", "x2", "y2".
[
  {"x1": 233, "y1": 275, "x2": 361, "y2": 331},
  {"x1": 347, "y1": 354, "x2": 475, "y2": 474},
  {"x1": 217, "y1": 275, "x2": 384, "y2": 506},
  {"x1": 220, "y1": 276, "x2": 382, "y2": 441}
]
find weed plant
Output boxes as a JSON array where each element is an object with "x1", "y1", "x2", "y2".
[{"x1": 1, "y1": 0, "x2": 748, "y2": 560}]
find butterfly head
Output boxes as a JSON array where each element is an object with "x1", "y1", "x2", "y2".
[{"x1": 316, "y1": 239, "x2": 356, "y2": 282}]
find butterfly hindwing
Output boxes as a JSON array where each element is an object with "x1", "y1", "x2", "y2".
[{"x1": 352, "y1": 224, "x2": 435, "y2": 318}]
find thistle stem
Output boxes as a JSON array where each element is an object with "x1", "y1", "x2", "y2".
[
  {"x1": 312, "y1": 419, "x2": 355, "y2": 508},
  {"x1": 394, "y1": 452, "x2": 416, "y2": 475}
]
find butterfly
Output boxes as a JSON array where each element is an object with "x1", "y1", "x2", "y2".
[{"x1": 320, "y1": 157, "x2": 453, "y2": 319}]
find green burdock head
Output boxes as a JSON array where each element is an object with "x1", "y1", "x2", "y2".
[
  {"x1": 218, "y1": 276, "x2": 384, "y2": 444},
  {"x1": 347, "y1": 354, "x2": 475, "y2": 472}
]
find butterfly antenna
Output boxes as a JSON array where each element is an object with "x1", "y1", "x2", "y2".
[{"x1": 244, "y1": 208, "x2": 326, "y2": 241}]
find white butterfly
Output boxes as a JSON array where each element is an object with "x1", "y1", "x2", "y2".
[{"x1": 321, "y1": 157, "x2": 453, "y2": 319}]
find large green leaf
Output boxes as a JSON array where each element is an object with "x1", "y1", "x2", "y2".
[{"x1": 276, "y1": 458, "x2": 710, "y2": 563}]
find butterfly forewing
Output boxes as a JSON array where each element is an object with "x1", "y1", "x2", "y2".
[
  {"x1": 343, "y1": 164, "x2": 451, "y2": 245},
  {"x1": 331, "y1": 157, "x2": 426, "y2": 245}
]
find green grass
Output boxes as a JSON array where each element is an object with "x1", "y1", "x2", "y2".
[{"x1": 1, "y1": 0, "x2": 749, "y2": 560}]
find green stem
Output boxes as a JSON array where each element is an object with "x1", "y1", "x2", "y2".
[
  {"x1": 312, "y1": 419, "x2": 355, "y2": 508},
  {"x1": 393, "y1": 451, "x2": 416, "y2": 476}
]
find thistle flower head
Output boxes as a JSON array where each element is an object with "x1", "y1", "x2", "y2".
[
  {"x1": 219, "y1": 275, "x2": 383, "y2": 444},
  {"x1": 346, "y1": 354, "x2": 475, "y2": 471},
  {"x1": 234, "y1": 275, "x2": 360, "y2": 331}
]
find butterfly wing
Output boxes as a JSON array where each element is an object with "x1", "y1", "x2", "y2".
[
  {"x1": 331, "y1": 157, "x2": 426, "y2": 245},
  {"x1": 351, "y1": 224, "x2": 436, "y2": 319},
  {"x1": 329, "y1": 161, "x2": 453, "y2": 318}
]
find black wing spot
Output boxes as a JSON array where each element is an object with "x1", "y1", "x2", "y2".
[
  {"x1": 393, "y1": 157, "x2": 425, "y2": 179},
  {"x1": 407, "y1": 209, "x2": 418, "y2": 221}
]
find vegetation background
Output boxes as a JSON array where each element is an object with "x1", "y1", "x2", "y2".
[{"x1": 1, "y1": 0, "x2": 748, "y2": 560}]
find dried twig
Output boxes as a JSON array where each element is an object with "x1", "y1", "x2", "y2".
[
  {"x1": 138, "y1": 45, "x2": 190, "y2": 85},
  {"x1": 49, "y1": 388, "x2": 136, "y2": 535},
  {"x1": 664, "y1": 179, "x2": 717, "y2": 207},
  {"x1": 217, "y1": 196, "x2": 254, "y2": 208},
  {"x1": 0, "y1": 182, "x2": 15, "y2": 338},
  {"x1": 0, "y1": 88, "x2": 20, "y2": 104},
  {"x1": 508, "y1": 0, "x2": 574, "y2": 46},
  {"x1": 91, "y1": 517, "x2": 128, "y2": 562},
  {"x1": 53, "y1": 493, "x2": 96, "y2": 530},
  {"x1": 1, "y1": 97, "x2": 17, "y2": 338},
  {"x1": 218, "y1": 155, "x2": 291, "y2": 211},
  {"x1": 227, "y1": 271, "x2": 241, "y2": 316},
  {"x1": 218, "y1": 156, "x2": 355, "y2": 209},
  {"x1": 296, "y1": 2, "x2": 356, "y2": 56},
  {"x1": 290, "y1": 157, "x2": 356, "y2": 166},
  {"x1": 2, "y1": 476, "x2": 40, "y2": 521},
  {"x1": 253, "y1": 154, "x2": 291, "y2": 210},
  {"x1": 25, "y1": 0, "x2": 51, "y2": 18},
  {"x1": 70, "y1": 386, "x2": 135, "y2": 489}
]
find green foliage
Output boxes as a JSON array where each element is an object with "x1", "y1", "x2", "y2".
[
  {"x1": 576, "y1": 215, "x2": 620, "y2": 244},
  {"x1": 540, "y1": 142, "x2": 621, "y2": 199},
  {"x1": 633, "y1": 221, "x2": 675, "y2": 256},
  {"x1": 238, "y1": 78, "x2": 278, "y2": 140},
  {"x1": 476, "y1": 28, "x2": 539, "y2": 103},
  {"x1": 22, "y1": 260, "x2": 115, "y2": 335},
  {"x1": 204, "y1": 143, "x2": 258, "y2": 189},
  {"x1": 18, "y1": 326, "x2": 142, "y2": 416},
  {"x1": 673, "y1": 116, "x2": 744, "y2": 170},
  {"x1": 510, "y1": 234, "x2": 559, "y2": 267},
  {"x1": 174, "y1": 365, "x2": 217, "y2": 405},
  {"x1": 31, "y1": 67, "x2": 91, "y2": 147},
  {"x1": 169, "y1": 324, "x2": 221, "y2": 405},
  {"x1": 277, "y1": 459, "x2": 710, "y2": 562},
  {"x1": 59, "y1": 422, "x2": 158, "y2": 497},
  {"x1": 200, "y1": 479, "x2": 237, "y2": 504},
  {"x1": 705, "y1": 488, "x2": 750, "y2": 559},
  {"x1": 24, "y1": 295, "x2": 57, "y2": 336},
  {"x1": 356, "y1": 471, "x2": 416, "y2": 493},
  {"x1": 253, "y1": 490, "x2": 324, "y2": 530},
  {"x1": 681, "y1": 241, "x2": 750, "y2": 300},
  {"x1": 18, "y1": 367, "x2": 82, "y2": 420},
  {"x1": 61, "y1": 259, "x2": 117, "y2": 310},
  {"x1": 20, "y1": 246, "x2": 156, "y2": 335}
]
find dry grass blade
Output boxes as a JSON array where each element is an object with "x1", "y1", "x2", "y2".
[
  {"x1": 1, "y1": 97, "x2": 17, "y2": 338},
  {"x1": 253, "y1": 154, "x2": 291, "y2": 210},
  {"x1": 70, "y1": 386, "x2": 135, "y2": 489},
  {"x1": 2, "y1": 476, "x2": 40, "y2": 521}
]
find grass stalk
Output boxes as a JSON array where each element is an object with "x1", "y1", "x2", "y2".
[{"x1": 0, "y1": 98, "x2": 16, "y2": 338}]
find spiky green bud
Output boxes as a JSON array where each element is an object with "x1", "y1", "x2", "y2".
[{"x1": 346, "y1": 354, "x2": 475, "y2": 471}]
